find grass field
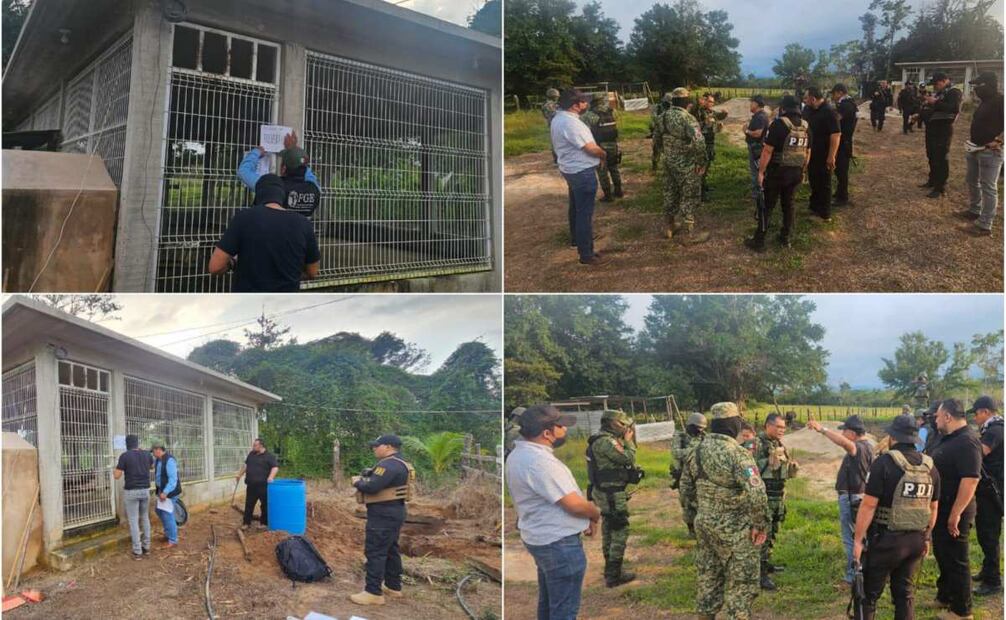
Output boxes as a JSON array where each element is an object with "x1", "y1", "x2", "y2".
[
  {"x1": 746, "y1": 403, "x2": 904, "y2": 424},
  {"x1": 512, "y1": 439, "x2": 1002, "y2": 620},
  {"x1": 504, "y1": 109, "x2": 653, "y2": 157}
]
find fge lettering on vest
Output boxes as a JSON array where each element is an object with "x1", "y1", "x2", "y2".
[{"x1": 900, "y1": 482, "x2": 934, "y2": 498}]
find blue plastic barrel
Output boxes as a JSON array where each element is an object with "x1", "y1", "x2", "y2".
[{"x1": 267, "y1": 478, "x2": 306, "y2": 535}]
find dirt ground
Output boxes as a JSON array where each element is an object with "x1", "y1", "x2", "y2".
[
  {"x1": 9, "y1": 480, "x2": 501, "y2": 620},
  {"x1": 504, "y1": 105, "x2": 1003, "y2": 292}
]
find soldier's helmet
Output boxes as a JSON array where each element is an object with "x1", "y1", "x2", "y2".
[
  {"x1": 671, "y1": 87, "x2": 690, "y2": 99},
  {"x1": 661, "y1": 93, "x2": 674, "y2": 104},
  {"x1": 509, "y1": 406, "x2": 527, "y2": 422},
  {"x1": 601, "y1": 409, "x2": 635, "y2": 436},
  {"x1": 917, "y1": 372, "x2": 928, "y2": 381},
  {"x1": 546, "y1": 88, "x2": 560, "y2": 100},
  {"x1": 591, "y1": 92, "x2": 607, "y2": 103},
  {"x1": 709, "y1": 402, "x2": 740, "y2": 419},
  {"x1": 686, "y1": 412, "x2": 707, "y2": 429}
]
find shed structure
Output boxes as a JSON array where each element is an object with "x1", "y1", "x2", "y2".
[
  {"x1": 893, "y1": 59, "x2": 1004, "y2": 97},
  {"x1": 3, "y1": 0, "x2": 502, "y2": 292},
  {"x1": 1, "y1": 297, "x2": 281, "y2": 560}
]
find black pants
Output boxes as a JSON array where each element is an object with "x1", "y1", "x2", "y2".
[
  {"x1": 902, "y1": 110, "x2": 915, "y2": 133},
  {"x1": 862, "y1": 529, "x2": 926, "y2": 620},
  {"x1": 976, "y1": 488, "x2": 1003, "y2": 585},
  {"x1": 834, "y1": 142, "x2": 852, "y2": 202},
  {"x1": 871, "y1": 109, "x2": 885, "y2": 131},
  {"x1": 757, "y1": 165, "x2": 802, "y2": 240},
  {"x1": 243, "y1": 481, "x2": 268, "y2": 526},
  {"x1": 808, "y1": 156, "x2": 832, "y2": 217},
  {"x1": 933, "y1": 515, "x2": 973, "y2": 615},
  {"x1": 364, "y1": 521, "x2": 404, "y2": 595},
  {"x1": 925, "y1": 121, "x2": 953, "y2": 191}
]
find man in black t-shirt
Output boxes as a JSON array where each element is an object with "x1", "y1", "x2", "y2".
[
  {"x1": 830, "y1": 84, "x2": 858, "y2": 206},
  {"x1": 743, "y1": 95, "x2": 771, "y2": 221},
  {"x1": 930, "y1": 398, "x2": 982, "y2": 618},
  {"x1": 962, "y1": 72, "x2": 1004, "y2": 236},
  {"x1": 968, "y1": 396, "x2": 1003, "y2": 595},
  {"x1": 920, "y1": 72, "x2": 963, "y2": 198},
  {"x1": 114, "y1": 434, "x2": 154, "y2": 559},
  {"x1": 208, "y1": 174, "x2": 321, "y2": 292},
  {"x1": 236, "y1": 438, "x2": 279, "y2": 529},
  {"x1": 803, "y1": 87, "x2": 841, "y2": 220},
  {"x1": 851, "y1": 415, "x2": 939, "y2": 620}
]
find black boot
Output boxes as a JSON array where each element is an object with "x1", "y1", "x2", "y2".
[
  {"x1": 761, "y1": 563, "x2": 777, "y2": 590},
  {"x1": 613, "y1": 184, "x2": 623, "y2": 198},
  {"x1": 605, "y1": 561, "x2": 637, "y2": 588},
  {"x1": 927, "y1": 188, "x2": 945, "y2": 198},
  {"x1": 745, "y1": 232, "x2": 767, "y2": 253},
  {"x1": 601, "y1": 192, "x2": 613, "y2": 203},
  {"x1": 919, "y1": 181, "x2": 933, "y2": 188},
  {"x1": 975, "y1": 582, "x2": 1002, "y2": 596}
]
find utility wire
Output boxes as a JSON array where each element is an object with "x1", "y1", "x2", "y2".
[{"x1": 267, "y1": 401, "x2": 501, "y2": 416}]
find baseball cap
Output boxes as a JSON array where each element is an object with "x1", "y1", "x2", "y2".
[
  {"x1": 970, "y1": 72, "x2": 998, "y2": 89},
  {"x1": 558, "y1": 88, "x2": 590, "y2": 109},
  {"x1": 779, "y1": 95, "x2": 800, "y2": 111},
  {"x1": 279, "y1": 146, "x2": 308, "y2": 171},
  {"x1": 369, "y1": 434, "x2": 402, "y2": 448},
  {"x1": 967, "y1": 395, "x2": 998, "y2": 414},
  {"x1": 518, "y1": 405, "x2": 577, "y2": 437},
  {"x1": 838, "y1": 415, "x2": 866, "y2": 433},
  {"x1": 885, "y1": 414, "x2": 919, "y2": 444},
  {"x1": 929, "y1": 71, "x2": 949, "y2": 84}
]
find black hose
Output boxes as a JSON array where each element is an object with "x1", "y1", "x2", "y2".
[
  {"x1": 205, "y1": 524, "x2": 217, "y2": 619},
  {"x1": 455, "y1": 573, "x2": 480, "y2": 620}
]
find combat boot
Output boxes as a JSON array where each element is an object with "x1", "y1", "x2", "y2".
[
  {"x1": 744, "y1": 232, "x2": 767, "y2": 253},
  {"x1": 613, "y1": 183, "x2": 623, "y2": 198},
  {"x1": 974, "y1": 582, "x2": 1002, "y2": 596},
  {"x1": 382, "y1": 584, "x2": 404, "y2": 598},
  {"x1": 349, "y1": 591, "x2": 386, "y2": 606},
  {"x1": 601, "y1": 191, "x2": 614, "y2": 203},
  {"x1": 760, "y1": 563, "x2": 777, "y2": 590},
  {"x1": 605, "y1": 562, "x2": 637, "y2": 588},
  {"x1": 679, "y1": 223, "x2": 710, "y2": 245}
]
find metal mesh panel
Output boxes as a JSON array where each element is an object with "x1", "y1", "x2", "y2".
[
  {"x1": 62, "y1": 68, "x2": 94, "y2": 150},
  {"x1": 303, "y1": 52, "x2": 492, "y2": 286},
  {"x1": 33, "y1": 94, "x2": 61, "y2": 131},
  {"x1": 155, "y1": 71, "x2": 276, "y2": 292},
  {"x1": 124, "y1": 377, "x2": 206, "y2": 482},
  {"x1": 212, "y1": 399, "x2": 254, "y2": 476},
  {"x1": 2, "y1": 364, "x2": 38, "y2": 447},
  {"x1": 58, "y1": 361, "x2": 114, "y2": 530}
]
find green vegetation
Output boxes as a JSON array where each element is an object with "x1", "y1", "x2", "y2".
[
  {"x1": 402, "y1": 431, "x2": 466, "y2": 475},
  {"x1": 505, "y1": 109, "x2": 653, "y2": 158}
]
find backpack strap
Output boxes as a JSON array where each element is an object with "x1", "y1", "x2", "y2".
[{"x1": 780, "y1": 117, "x2": 795, "y2": 131}]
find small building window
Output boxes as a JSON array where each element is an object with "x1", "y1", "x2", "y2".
[
  {"x1": 201, "y1": 31, "x2": 228, "y2": 75},
  {"x1": 230, "y1": 38, "x2": 254, "y2": 79},
  {"x1": 170, "y1": 24, "x2": 277, "y2": 84},
  {"x1": 256, "y1": 44, "x2": 276, "y2": 84},
  {"x1": 172, "y1": 25, "x2": 199, "y2": 70}
]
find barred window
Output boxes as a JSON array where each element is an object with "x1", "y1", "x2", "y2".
[
  {"x1": 212, "y1": 399, "x2": 254, "y2": 476},
  {"x1": 2, "y1": 364, "x2": 38, "y2": 447},
  {"x1": 124, "y1": 377, "x2": 206, "y2": 483}
]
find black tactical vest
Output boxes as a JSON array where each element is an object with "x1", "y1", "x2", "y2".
[
  {"x1": 282, "y1": 175, "x2": 320, "y2": 218},
  {"x1": 593, "y1": 108, "x2": 618, "y2": 143}
]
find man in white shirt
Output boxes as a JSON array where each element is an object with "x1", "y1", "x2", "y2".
[
  {"x1": 506, "y1": 405, "x2": 601, "y2": 620},
  {"x1": 550, "y1": 89, "x2": 610, "y2": 266}
]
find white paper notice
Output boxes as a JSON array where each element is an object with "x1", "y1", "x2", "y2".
[
  {"x1": 113, "y1": 434, "x2": 126, "y2": 450},
  {"x1": 260, "y1": 124, "x2": 293, "y2": 153},
  {"x1": 156, "y1": 497, "x2": 173, "y2": 513}
]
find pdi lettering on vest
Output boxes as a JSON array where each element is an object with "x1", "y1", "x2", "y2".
[
  {"x1": 874, "y1": 450, "x2": 934, "y2": 531},
  {"x1": 776, "y1": 118, "x2": 808, "y2": 168}
]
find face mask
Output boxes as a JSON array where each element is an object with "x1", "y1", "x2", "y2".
[
  {"x1": 551, "y1": 435, "x2": 567, "y2": 449},
  {"x1": 975, "y1": 85, "x2": 995, "y2": 100}
]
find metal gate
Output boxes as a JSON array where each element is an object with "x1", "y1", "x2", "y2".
[
  {"x1": 57, "y1": 361, "x2": 114, "y2": 530},
  {"x1": 155, "y1": 24, "x2": 280, "y2": 292},
  {"x1": 303, "y1": 52, "x2": 492, "y2": 286},
  {"x1": 124, "y1": 377, "x2": 206, "y2": 482},
  {"x1": 2, "y1": 363, "x2": 38, "y2": 447},
  {"x1": 212, "y1": 399, "x2": 253, "y2": 477}
]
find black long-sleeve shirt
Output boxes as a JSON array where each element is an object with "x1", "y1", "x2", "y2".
[
  {"x1": 970, "y1": 93, "x2": 1004, "y2": 146},
  {"x1": 355, "y1": 453, "x2": 410, "y2": 525}
]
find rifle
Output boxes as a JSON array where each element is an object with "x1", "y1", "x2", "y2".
[{"x1": 848, "y1": 559, "x2": 866, "y2": 620}]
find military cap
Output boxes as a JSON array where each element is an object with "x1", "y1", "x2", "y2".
[
  {"x1": 710, "y1": 402, "x2": 740, "y2": 419},
  {"x1": 671, "y1": 87, "x2": 690, "y2": 98},
  {"x1": 546, "y1": 88, "x2": 560, "y2": 99},
  {"x1": 602, "y1": 409, "x2": 635, "y2": 428},
  {"x1": 280, "y1": 146, "x2": 308, "y2": 171},
  {"x1": 592, "y1": 92, "x2": 607, "y2": 103},
  {"x1": 686, "y1": 412, "x2": 708, "y2": 429}
]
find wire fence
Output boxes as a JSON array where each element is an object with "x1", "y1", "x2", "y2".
[
  {"x1": 212, "y1": 399, "x2": 255, "y2": 477},
  {"x1": 124, "y1": 377, "x2": 207, "y2": 483},
  {"x1": 2, "y1": 363, "x2": 38, "y2": 447}
]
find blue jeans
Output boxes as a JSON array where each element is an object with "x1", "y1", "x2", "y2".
[
  {"x1": 524, "y1": 534, "x2": 587, "y2": 620},
  {"x1": 562, "y1": 168, "x2": 597, "y2": 261},
  {"x1": 838, "y1": 493, "x2": 862, "y2": 582},
  {"x1": 156, "y1": 497, "x2": 178, "y2": 544},
  {"x1": 966, "y1": 148, "x2": 1003, "y2": 230}
]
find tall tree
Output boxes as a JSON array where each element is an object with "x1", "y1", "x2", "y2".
[
  {"x1": 772, "y1": 43, "x2": 816, "y2": 87},
  {"x1": 878, "y1": 331, "x2": 978, "y2": 400},
  {"x1": 569, "y1": 1, "x2": 624, "y2": 83},
  {"x1": 504, "y1": 0, "x2": 581, "y2": 99},
  {"x1": 468, "y1": 0, "x2": 501, "y2": 37},
  {"x1": 890, "y1": 0, "x2": 1002, "y2": 64},
  {"x1": 504, "y1": 297, "x2": 564, "y2": 410},
  {"x1": 370, "y1": 331, "x2": 430, "y2": 372},
  {"x1": 34, "y1": 294, "x2": 123, "y2": 322},
  {"x1": 970, "y1": 330, "x2": 1004, "y2": 391},
  {"x1": 2, "y1": 0, "x2": 31, "y2": 71},
  {"x1": 625, "y1": 0, "x2": 741, "y2": 91},
  {"x1": 244, "y1": 312, "x2": 294, "y2": 350},
  {"x1": 869, "y1": 0, "x2": 912, "y2": 79},
  {"x1": 187, "y1": 339, "x2": 242, "y2": 374}
]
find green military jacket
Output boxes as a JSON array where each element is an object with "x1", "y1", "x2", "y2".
[
  {"x1": 592, "y1": 431, "x2": 637, "y2": 486},
  {"x1": 541, "y1": 100, "x2": 558, "y2": 125},
  {"x1": 680, "y1": 433, "x2": 770, "y2": 530},
  {"x1": 754, "y1": 432, "x2": 797, "y2": 480},
  {"x1": 654, "y1": 106, "x2": 708, "y2": 168},
  {"x1": 693, "y1": 106, "x2": 728, "y2": 142}
]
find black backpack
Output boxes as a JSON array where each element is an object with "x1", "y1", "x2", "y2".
[{"x1": 275, "y1": 535, "x2": 332, "y2": 583}]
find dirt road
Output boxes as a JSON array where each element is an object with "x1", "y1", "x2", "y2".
[
  {"x1": 504, "y1": 107, "x2": 1002, "y2": 292},
  {"x1": 10, "y1": 482, "x2": 500, "y2": 620}
]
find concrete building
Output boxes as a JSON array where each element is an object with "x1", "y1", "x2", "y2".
[
  {"x1": 3, "y1": 0, "x2": 502, "y2": 293},
  {"x1": 1, "y1": 297, "x2": 280, "y2": 567},
  {"x1": 894, "y1": 59, "x2": 1004, "y2": 97}
]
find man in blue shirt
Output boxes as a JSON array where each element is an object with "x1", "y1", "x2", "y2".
[
  {"x1": 237, "y1": 130, "x2": 321, "y2": 219},
  {"x1": 152, "y1": 443, "x2": 181, "y2": 548}
]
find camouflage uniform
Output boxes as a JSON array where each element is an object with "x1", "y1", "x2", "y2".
[
  {"x1": 754, "y1": 430, "x2": 798, "y2": 582},
  {"x1": 588, "y1": 410, "x2": 639, "y2": 586},
  {"x1": 653, "y1": 88, "x2": 707, "y2": 238},
  {"x1": 581, "y1": 94, "x2": 623, "y2": 200},
  {"x1": 680, "y1": 403, "x2": 770, "y2": 619},
  {"x1": 541, "y1": 89, "x2": 559, "y2": 126},
  {"x1": 503, "y1": 407, "x2": 526, "y2": 459},
  {"x1": 912, "y1": 373, "x2": 930, "y2": 409},
  {"x1": 693, "y1": 103, "x2": 728, "y2": 195},
  {"x1": 670, "y1": 413, "x2": 707, "y2": 536},
  {"x1": 649, "y1": 94, "x2": 672, "y2": 171}
]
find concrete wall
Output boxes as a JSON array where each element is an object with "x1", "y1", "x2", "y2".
[
  {"x1": 2, "y1": 151, "x2": 118, "y2": 292},
  {"x1": 2, "y1": 434, "x2": 43, "y2": 590}
]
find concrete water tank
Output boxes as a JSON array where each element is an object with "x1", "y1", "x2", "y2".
[
  {"x1": 2, "y1": 150, "x2": 118, "y2": 292},
  {"x1": 2, "y1": 432, "x2": 42, "y2": 590}
]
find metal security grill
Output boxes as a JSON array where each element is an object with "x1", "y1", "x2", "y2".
[
  {"x1": 61, "y1": 37, "x2": 132, "y2": 187},
  {"x1": 155, "y1": 24, "x2": 280, "y2": 292},
  {"x1": 57, "y1": 362, "x2": 114, "y2": 530},
  {"x1": 303, "y1": 52, "x2": 492, "y2": 286},
  {"x1": 212, "y1": 399, "x2": 254, "y2": 477},
  {"x1": 124, "y1": 377, "x2": 206, "y2": 482},
  {"x1": 2, "y1": 364, "x2": 38, "y2": 447},
  {"x1": 32, "y1": 93, "x2": 61, "y2": 131}
]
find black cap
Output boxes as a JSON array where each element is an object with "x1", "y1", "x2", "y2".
[
  {"x1": 779, "y1": 95, "x2": 800, "y2": 111},
  {"x1": 967, "y1": 395, "x2": 998, "y2": 414},
  {"x1": 518, "y1": 405, "x2": 578, "y2": 438},
  {"x1": 886, "y1": 414, "x2": 919, "y2": 444},
  {"x1": 838, "y1": 415, "x2": 866, "y2": 433},
  {"x1": 925, "y1": 401, "x2": 940, "y2": 416},
  {"x1": 750, "y1": 94, "x2": 765, "y2": 107},
  {"x1": 254, "y1": 173, "x2": 286, "y2": 206},
  {"x1": 929, "y1": 71, "x2": 949, "y2": 84},
  {"x1": 369, "y1": 434, "x2": 402, "y2": 448},
  {"x1": 558, "y1": 88, "x2": 590, "y2": 109},
  {"x1": 969, "y1": 72, "x2": 998, "y2": 89}
]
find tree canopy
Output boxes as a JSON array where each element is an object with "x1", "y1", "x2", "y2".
[
  {"x1": 878, "y1": 331, "x2": 984, "y2": 401},
  {"x1": 468, "y1": 0, "x2": 501, "y2": 37}
]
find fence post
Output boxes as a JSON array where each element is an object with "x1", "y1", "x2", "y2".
[{"x1": 332, "y1": 439, "x2": 341, "y2": 485}]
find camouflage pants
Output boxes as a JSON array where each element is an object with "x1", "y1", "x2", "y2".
[
  {"x1": 651, "y1": 138, "x2": 661, "y2": 168},
  {"x1": 595, "y1": 489, "x2": 630, "y2": 578},
  {"x1": 703, "y1": 141, "x2": 715, "y2": 190},
  {"x1": 663, "y1": 160, "x2": 701, "y2": 226},
  {"x1": 760, "y1": 494, "x2": 787, "y2": 565},
  {"x1": 597, "y1": 144, "x2": 622, "y2": 197},
  {"x1": 678, "y1": 487, "x2": 697, "y2": 531},
  {"x1": 695, "y1": 518, "x2": 761, "y2": 619}
]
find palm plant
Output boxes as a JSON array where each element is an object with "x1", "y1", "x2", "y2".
[{"x1": 401, "y1": 431, "x2": 466, "y2": 474}]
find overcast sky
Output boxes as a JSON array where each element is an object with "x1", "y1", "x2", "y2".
[
  {"x1": 75, "y1": 295, "x2": 501, "y2": 375},
  {"x1": 573, "y1": 0, "x2": 1004, "y2": 76},
  {"x1": 622, "y1": 294, "x2": 1004, "y2": 388},
  {"x1": 383, "y1": 0, "x2": 486, "y2": 28}
]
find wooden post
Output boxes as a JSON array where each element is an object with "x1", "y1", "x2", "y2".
[{"x1": 332, "y1": 440, "x2": 341, "y2": 486}]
